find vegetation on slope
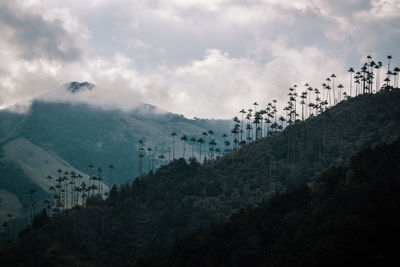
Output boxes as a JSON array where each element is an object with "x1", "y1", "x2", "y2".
[
  {"x1": 1, "y1": 88, "x2": 400, "y2": 266},
  {"x1": 138, "y1": 138, "x2": 400, "y2": 267}
]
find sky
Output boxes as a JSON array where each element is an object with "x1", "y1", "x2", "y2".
[{"x1": 0, "y1": 0, "x2": 399, "y2": 119}]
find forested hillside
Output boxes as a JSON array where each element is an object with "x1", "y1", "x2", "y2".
[
  {"x1": 1, "y1": 88, "x2": 400, "y2": 266},
  {"x1": 139, "y1": 138, "x2": 400, "y2": 267}
]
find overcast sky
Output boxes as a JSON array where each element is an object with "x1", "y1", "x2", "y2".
[{"x1": 0, "y1": 0, "x2": 399, "y2": 118}]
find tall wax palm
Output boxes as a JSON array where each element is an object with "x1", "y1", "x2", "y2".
[
  {"x1": 326, "y1": 84, "x2": 332, "y2": 107},
  {"x1": 337, "y1": 84, "x2": 344, "y2": 102},
  {"x1": 88, "y1": 164, "x2": 94, "y2": 192},
  {"x1": 348, "y1": 67, "x2": 354, "y2": 97},
  {"x1": 376, "y1": 61, "x2": 382, "y2": 91},
  {"x1": 197, "y1": 138, "x2": 205, "y2": 162},
  {"x1": 224, "y1": 140, "x2": 231, "y2": 154},
  {"x1": 307, "y1": 85, "x2": 313, "y2": 118},
  {"x1": 222, "y1": 134, "x2": 227, "y2": 154},
  {"x1": 171, "y1": 132, "x2": 177, "y2": 160},
  {"x1": 201, "y1": 131, "x2": 208, "y2": 159},
  {"x1": 209, "y1": 139, "x2": 217, "y2": 160},
  {"x1": 331, "y1": 74, "x2": 337, "y2": 103},
  {"x1": 393, "y1": 67, "x2": 400, "y2": 87},
  {"x1": 138, "y1": 140, "x2": 143, "y2": 176},
  {"x1": 55, "y1": 169, "x2": 63, "y2": 209},
  {"x1": 239, "y1": 109, "x2": 246, "y2": 142},
  {"x1": 46, "y1": 175, "x2": 53, "y2": 205},
  {"x1": 207, "y1": 130, "x2": 214, "y2": 157},
  {"x1": 361, "y1": 64, "x2": 368, "y2": 93},
  {"x1": 387, "y1": 55, "x2": 392, "y2": 80},
  {"x1": 369, "y1": 60, "x2": 376, "y2": 93},
  {"x1": 147, "y1": 148, "x2": 152, "y2": 173},
  {"x1": 158, "y1": 154, "x2": 166, "y2": 166},
  {"x1": 245, "y1": 111, "x2": 252, "y2": 140},
  {"x1": 180, "y1": 135, "x2": 187, "y2": 159},
  {"x1": 29, "y1": 189, "x2": 36, "y2": 223},
  {"x1": 81, "y1": 182, "x2": 87, "y2": 206},
  {"x1": 97, "y1": 167, "x2": 102, "y2": 196},
  {"x1": 139, "y1": 147, "x2": 145, "y2": 176},
  {"x1": 215, "y1": 148, "x2": 221, "y2": 158},
  {"x1": 190, "y1": 137, "x2": 196, "y2": 159},
  {"x1": 232, "y1": 117, "x2": 240, "y2": 148},
  {"x1": 300, "y1": 91, "x2": 307, "y2": 121}
]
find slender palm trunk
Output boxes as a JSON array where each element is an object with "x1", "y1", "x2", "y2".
[{"x1": 349, "y1": 73, "x2": 353, "y2": 97}]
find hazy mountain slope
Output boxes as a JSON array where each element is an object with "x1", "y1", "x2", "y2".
[
  {"x1": 0, "y1": 101, "x2": 231, "y2": 185},
  {"x1": 2, "y1": 138, "x2": 91, "y2": 193}
]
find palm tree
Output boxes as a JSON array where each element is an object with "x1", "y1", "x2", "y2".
[
  {"x1": 171, "y1": 132, "x2": 177, "y2": 160},
  {"x1": 138, "y1": 140, "x2": 144, "y2": 176},
  {"x1": 197, "y1": 138, "x2": 205, "y2": 163},
  {"x1": 145, "y1": 148, "x2": 151, "y2": 173},
  {"x1": 307, "y1": 85, "x2": 313, "y2": 117},
  {"x1": 224, "y1": 140, "x2": 231, "y2": 154},
  {"x1": 88, "y1": 164, "x2": 94, "y2": 195},
  {"x1": 180, "y1": 135, "x2": 187, "y2": 159},
  {"x1": 348, "y1": 67, "x2": 354, "y2": 97},
  {"x1": 190, "y1": 137, "x2": 196, "y2": 159},
  {"x1": 207, "y1": 130, "x2": 214, "y2": 156},
  {"x1": 158, "y1": 154, "x2": 166, "y2": 165},
  {"x1": 209, "y1": 139, "x2": 217, "y2": 160},
  {"x1": 393, "y1": 67, "x2": 400, "y2": 88},
  {"x1": 215, "y1": 148, "x2": 221, "y2": 158},
  {"x1": 337, "y1": 84, "x2": 344, "y2": 102},
  {"x1": 374, "y1": 61, "x2": 382, "y2": 91},
  {"x1": 239, "y1": 109, "x2": 246, "y2": 142},
  {"x1": 330, "y1": 74, "x2": 337, "y2": 104},
  {"x1": 201, "y1": 131, "x2": 208, "y2": 159},
  {"x1": 300, "y1": 91, "x2": 307, "y2": 121},
  {"x1": 387, "y1": 55, "x2": 392, "y2": 77},
  {"x1": 46, "y1": 175, "x2": 53, "y2": 204},
  {"x1": 108, "y1": 164, "x2": 114, "y2": 190},
  {"x1": 81, "y1": 182, "x2": 87, "y2": 205},
  {"x1": 97, "y1": 167, "x2": 102, "y2": 196}
]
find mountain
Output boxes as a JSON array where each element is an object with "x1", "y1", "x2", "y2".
[
  {"x1": 0, "y1": 100, "x2": 231, "y2": 231},
  {"x1": 140, "y1": 138, "x2": 400, "y2": 267},
  {"x1": 1, "y1": 88, "x2": 399, "y2": 266},
  {"x1": 63, "y1": 81, "x2": 95, "y2": 93}
]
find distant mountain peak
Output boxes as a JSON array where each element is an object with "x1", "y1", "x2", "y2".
[{"x1": 64, "y1": 81, "x2": 95, "y2": 93}]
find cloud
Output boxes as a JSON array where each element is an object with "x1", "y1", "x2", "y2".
[
  {"x1": 0, "y1": 0, "x2": 88, "y2": 110},
  {"x1": 0, "y1": 1, "x2": 88, "y2": 62},
  {"x1": 0, "y1": 0, "x2": 399, "y2": 119}
]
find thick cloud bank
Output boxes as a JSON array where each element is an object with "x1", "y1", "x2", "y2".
[{"x1": 0, "y1": 0, "x2": 399, "y2": 118}]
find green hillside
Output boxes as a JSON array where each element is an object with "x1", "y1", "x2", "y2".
[
  {"x1": 1, "y1": 88, "x2": 400, "y2": 266},
  {"x1": 140, "y1": 138, "x2": 400, "y2": 267}
]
